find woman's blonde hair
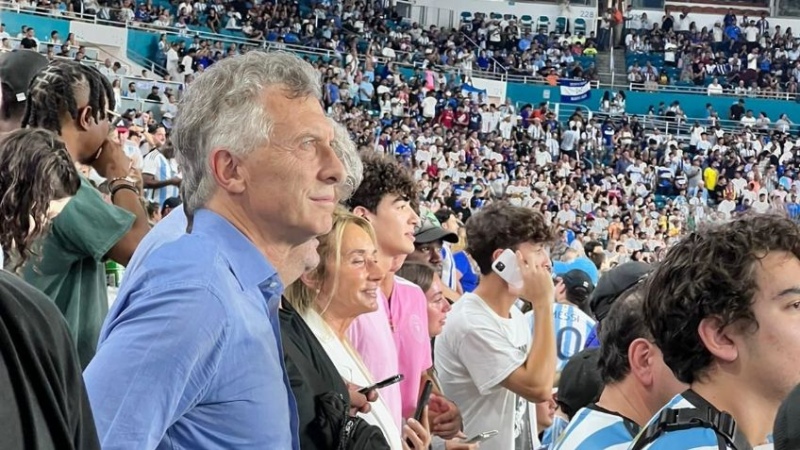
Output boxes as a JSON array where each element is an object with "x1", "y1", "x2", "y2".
[{"x1": 285, "y1": 206, "x2": 378, "y2": 314}]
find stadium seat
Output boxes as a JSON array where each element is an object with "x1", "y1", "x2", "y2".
[
  {"x1": 520, "y1": 14, "x2": 533, "y2": 32},
  {"x1": 490, "y1": 12, "x2": 502, "y2": 20},
  {"x1": 555, "y1": 16, "x2": 568, "y2": 34},
  {"x1": 537, "y1": 15, "x2": 550, "y2": 34},
  {"x1": 460, "y1": 11, "x2": 473, "y2": 28},
  {"x1": 573, "y1": 17, "x2": 587, "y2": 35}
]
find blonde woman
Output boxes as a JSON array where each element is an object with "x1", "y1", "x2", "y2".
[{"x1": 286, "y1": 209, "x2": 431, "y2": 450}]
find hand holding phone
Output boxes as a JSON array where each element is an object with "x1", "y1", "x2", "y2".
[
  {"x1": 414, "y1": 380, "x2": 434, "y2": 422},
  {"x1": 358, "y1": 374, "x2": 404, "y2": 395},
  {"x1": 492, "y1": 248, "x2": 523, "y2": 290},
  {"x1": 465, "y1": 430, "x2": 499, "y2": 444}
]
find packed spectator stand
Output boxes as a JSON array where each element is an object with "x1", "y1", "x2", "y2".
[
  {"x1": 5, "y1": 0, "x2": 800, "y2": 449},
  {"x1": 6, "y1": 0, "x2": 800, "y2": 258}
]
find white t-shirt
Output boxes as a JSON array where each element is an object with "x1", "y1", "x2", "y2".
[{"x1": 435, "y1": 293, "x2": 538, "y2": 450}]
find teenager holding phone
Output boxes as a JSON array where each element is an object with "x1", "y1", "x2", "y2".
[{"x1": 436, "y1": 201, "x2": 557, "y2": 450}]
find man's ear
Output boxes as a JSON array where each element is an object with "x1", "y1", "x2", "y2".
[
  {"x1": 352, "y1": 205, "x2": 371, "y2": 220},
  {"x1": 77, "y1": 106, "x2": 93, "y2": 131},
  {"x1": 628, "y1": 338, "x2": 656, "y2": 388},
  {"x1": 300, "y1": 271, "x2": 320, "y2": 291},
  {"x1": 698, "y1": 315, "x2": 740, "y2": 364}
]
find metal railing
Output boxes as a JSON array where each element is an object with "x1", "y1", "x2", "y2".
[
  {"x1": 628, "y1": 82, "x2": 796, "y2": 101},
  {"x1": 0, "y1": 2, "x2": 614, "y2": 85}
]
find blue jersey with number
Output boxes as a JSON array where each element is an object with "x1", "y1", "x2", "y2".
[{"x1": 526, "y1": 304, "x2": 596, "y2": 372}]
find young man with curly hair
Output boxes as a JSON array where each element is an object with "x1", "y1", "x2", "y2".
[
  {"x1": 347, "y1": 152, "x2": 464, "y2": 445},
  {"x1": 631, "y1": 213, "x2": 800, "y2": 450},
  {"x1": 435, "y1": 201, "x2": 557, "y2": 450}
]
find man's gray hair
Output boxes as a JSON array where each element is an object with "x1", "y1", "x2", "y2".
[
  {"x1": 172, "y1": 51, "x2": 322, "y2": 214},
  {"x1": 330, "y1": 117, "x2": 362, "y2": 201}
]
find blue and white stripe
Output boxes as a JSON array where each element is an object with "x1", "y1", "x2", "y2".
[
  {"x1": 142, "y1": 150, "x2": 180, "y2": 208},
  {"x1": 527, "y1": 304, "x2": 596, "y2": 371},
  {"x1": 552, "y1": 406, "x2": 636, "y2": 450},
  {"x1": 632, "y1": 394, "x2": 729, "y2": 450}
]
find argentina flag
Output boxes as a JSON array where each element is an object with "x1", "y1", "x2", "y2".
[{"x1": 559, "y1": 79, "x2": 591, "y2": 103}]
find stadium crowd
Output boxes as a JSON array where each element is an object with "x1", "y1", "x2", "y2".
[
  {"x1": 624, "y1": 6, "x2": 800, "y2": 98},
  {"x1": 3, "y1": 1, "x2": 800, "y2": 450}
]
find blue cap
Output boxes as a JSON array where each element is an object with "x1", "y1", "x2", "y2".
[{"x1": 553, "y1": 257, "x2": 600, "y2": 286}]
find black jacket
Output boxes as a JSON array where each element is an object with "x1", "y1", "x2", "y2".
[{"x1": 0, "y1": 271, "x2": 100, "y2": 450}]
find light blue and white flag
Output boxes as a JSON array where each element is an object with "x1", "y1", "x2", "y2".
[{"x1": 559, "y1": 79, "x2": 591, "y2": 103}]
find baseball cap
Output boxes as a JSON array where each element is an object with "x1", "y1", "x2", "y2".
[
  {"x1": 0, "y1": 50, "x2": 48, "y2": 103},
  {"x1": 161, "y1": 196, "x2": 182, "y2": 212},
  {"x1": 414, "y1": 218, "x2": 458, "y2": 245},
  {"x1": 557, "y1": 348, "x2": 604, "y2": 420},
  {"x1": 560, "y1": 269, "x2": 595, "y2": 299},
  {"x1": 553, "y1": 257, "x2": 600, "y2": 285},
  {"x1": 775, "y1": 383, "x2": 800, "y2": 450},
  {"x1": 589, "y1": 261, "x2": 652, "y2": 322}
]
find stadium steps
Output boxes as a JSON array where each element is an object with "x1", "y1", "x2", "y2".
[{"x1": 595, "y1": 52, "x2": 614, "y2": 87}]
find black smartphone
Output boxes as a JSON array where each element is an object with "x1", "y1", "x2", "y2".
[
  {"x1": 358, "y1": 374, "x2": 404, "y2": 394},
  {"x1": 406, "y1": 380, "x2": 434, "y2": 448},
  {"x1": 413, "y1": 380, "x2": 434, "y2": 422}
]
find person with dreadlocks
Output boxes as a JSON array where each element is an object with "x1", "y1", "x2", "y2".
[
  {"x1": 0, "y1": 128, "x2": 101, "y2": 450},
  {"x1": 19, "y1": 59, "x2": 150, "y2": 369}
]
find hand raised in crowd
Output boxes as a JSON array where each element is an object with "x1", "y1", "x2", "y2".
[
  {"x1": 428, "y1": 393, "x2": 462, "y2": 439},
  {"x1": 92, "y1": 135, "x2": 132, "y2": 180},
  {"x1": 346, "y1": 382, "x2": 378, "y2": 416},
  {"x1": 445, "y1": 432, "x2": 481, "y2": 450},
  {"x1": 516, "y1": 248, "x2": 555, "y2": 308},
  {"x1": 402, "y1": 407, "x2": 431, "y2": 450}
]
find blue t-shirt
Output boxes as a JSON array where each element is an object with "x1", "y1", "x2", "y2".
[{"x1": 453, "y1": 251, "x2": 479, "y2": 293}]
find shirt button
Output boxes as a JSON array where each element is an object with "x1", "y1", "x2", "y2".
[{"x1": 269, "y1": 282, "x2": 278, "y2": 289}]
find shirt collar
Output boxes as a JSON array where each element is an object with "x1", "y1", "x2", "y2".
[{"x1": 191, "y1": 209, "x2": 283, "y2": 293}]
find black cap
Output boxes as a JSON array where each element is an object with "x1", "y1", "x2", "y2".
[
  {"x1": 0, "y1": 51, "x2": 48, "y2": 103},
  {"x1": 161, "y1": 196, "x2": 182, "y2": 211},
  {"x1": 561, "y1": 269, "x2": 595, "y2": 298},
  {"x1": 414, "y1": 219, "x2": 458, "y2": 245},
  {"x1": 557, "y1": 348, "x2": 604, "y2": 420},
  {"x1": 775, "y1": 383, "x2": 800, "y2": 450},
  {"x1": 589, "y1": 262, "x2": 652, "y2": 322}
]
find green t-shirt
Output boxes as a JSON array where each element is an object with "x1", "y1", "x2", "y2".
[{"x1": 23, "y1": 177, "x2": 134, "y2": 369}]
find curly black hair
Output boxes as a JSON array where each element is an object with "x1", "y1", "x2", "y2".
[
  {"x1": 598, "y1": 282, "x2": 651, "y2": 384},
  {"x1": 345, "y1": 152, "x2": 417, "y2": 213},
  {"x1": 22, "y1": 59, "x2": 114, "y2": 134},
  {"x1": 644, "y1": 213, "x2": 800, "y2": 384},
  {"x1": 466, "y1": 201, "x2": 556, "y2": 275},
  {"x1": 0, "y1": 128, "x2": 80, "y2": 269}
]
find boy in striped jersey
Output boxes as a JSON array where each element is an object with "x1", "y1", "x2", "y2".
[
  {"x1": 631, "y1": 214, "x2": 800, "y2": 450},
  {"x1": 554, "y1": 278, "x2": 686, "y2": 450}
]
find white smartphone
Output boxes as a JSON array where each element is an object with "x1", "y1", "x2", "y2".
[
  {"x1": 465, "y1": 430, "x2": 499, "y2": 444},
  {"x1": 492, "y1": 248, "x2": 523, "y2": 290}
]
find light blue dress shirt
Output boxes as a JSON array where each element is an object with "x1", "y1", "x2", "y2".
[{"x1": 84, "y1": 208, "x2": 299, "y2": 450}]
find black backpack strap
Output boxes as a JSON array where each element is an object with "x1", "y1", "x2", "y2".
[{"x1": 629, "y1": 406, "x2": 753, "y2": 450}]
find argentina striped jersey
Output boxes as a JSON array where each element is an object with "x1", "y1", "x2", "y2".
[
  {"x1": 552, "y1": 404, "x2": 639, "y2": 450},
  {"x1": 630, "y1": 393, "x2": 773, "y2": 450},
  {"x1": 526, "y1": 303, "x2": 596, "y2": 371}
]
